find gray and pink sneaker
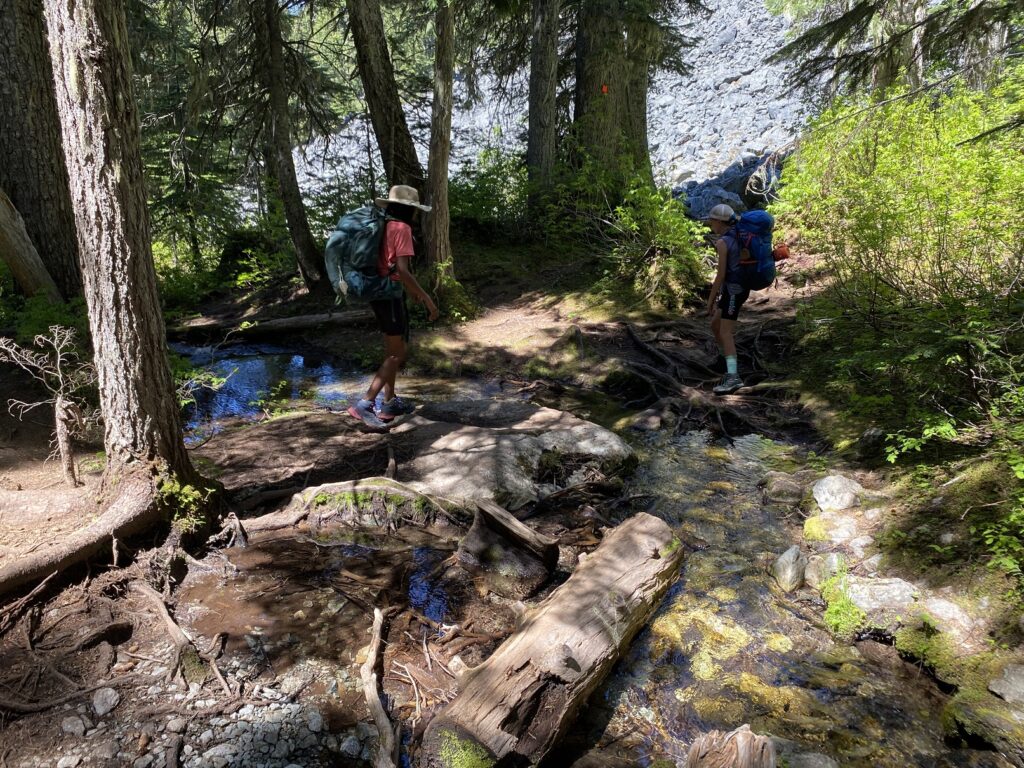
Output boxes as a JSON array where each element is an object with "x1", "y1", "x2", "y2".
[
  {"x1": 347, "y1": 398, "x2": 388, "y2": 431},
  {"x1": 378, "y1": 395, "x2": 416, "y2": 422}
]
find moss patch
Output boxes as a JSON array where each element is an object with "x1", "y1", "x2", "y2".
[
  {"x1": 803, "y1": 515, "x2": 829, "y2": 542},
  {"x1": 437, "y1": 728, "x2": 497, "y2": 768},
  {"x1": 819, "y1": 571, "x2": 866, "y2": 638}
]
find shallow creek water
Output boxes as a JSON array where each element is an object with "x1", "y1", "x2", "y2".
[
  {"x1": 564, "y1": 431, "x2": 1008, "y2": 768},
  {"x1": 176, "y1": 344, "x2": 1008, "y2": 767}
]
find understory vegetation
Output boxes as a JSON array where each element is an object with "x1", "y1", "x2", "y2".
[{"x1": 776, "y1": 66, "x2": 1024, "y2": 597}]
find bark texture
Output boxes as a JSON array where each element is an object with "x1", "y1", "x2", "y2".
[
  {"x1": 42, "y1": 0, "x2": 195, "y2": 482},
  {"x1": 255, "y1": 0, "x2": 326, "y2": 293},
  {"x1": 0, "y1": 189, "x2": 63, "y2": 303},
  {"x1": 424, "y1": 2, "x2": 455, "y2": 280},
  {"x1": 574, "y1": 2, "x2": 657, "y2": 196},
  {"x1": 346, "y1": 0, "x2": 424, "y2": 192},
  {"x1": 0, "y1": 0, "x2": 81, "y2": 299},
  {"x1": 421, "y1": 513, "x2": 682, "y2": 767},
  {"x1": 526, "y1": 0, "x2": 561, "y2": 195}
]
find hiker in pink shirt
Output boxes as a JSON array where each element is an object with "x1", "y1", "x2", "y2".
[{"x1": 347, "y1": 185, "x2": 439, "y2": 430}]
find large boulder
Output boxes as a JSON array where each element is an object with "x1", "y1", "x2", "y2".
[{"x1": 393, "y1": 400, "x2": 635, "y2": 510}]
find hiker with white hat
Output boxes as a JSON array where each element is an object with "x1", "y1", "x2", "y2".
[
  {"x1": 705, "y1": 203, "x2": 746, "y2": 395},
  {"x1": 347, "y1": 185, "x2": 439, "y2": 430}
]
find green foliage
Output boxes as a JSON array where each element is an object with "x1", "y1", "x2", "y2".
[
  {"x1": 780, "y1": 75, "x2": 1024, "y2": 438},
  {"x1": 159, "y1": 476, "x2": 213, "y2": 535},
  {"x1": 12, "y1": 296, "x2": 89, "y2": 345},
  {"x1": 449, "y1": 143, "x2": 529, "y2": 241},
  {"x1": 602, "y1": 180, "x2": 706, "y2": 310},
  {"x1": 779, "y1": 70, "x2": 1024, "y2": 586}
]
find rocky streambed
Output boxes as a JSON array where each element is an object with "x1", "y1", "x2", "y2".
[{"x1": 4, "y1": 342, "x2": 1022, "y2": 768}]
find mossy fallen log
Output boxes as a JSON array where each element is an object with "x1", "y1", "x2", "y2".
[{"x1": 420, "y1": 512, "x2": 682, "y2": 767}]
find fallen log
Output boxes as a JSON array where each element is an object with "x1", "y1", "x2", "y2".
[
  {"x1": 167, "y1": 308, "x2": 373, "y2": 342},
  {"x1": 0, "y1": 472, "x2": 158, "y2": 598},
  {"x1": 420, "y1": 512, "x2": 682, "y2": 767}
]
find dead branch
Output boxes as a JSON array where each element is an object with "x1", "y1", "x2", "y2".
[
  {"x1": 362, "y1": 607, "x2": 400, "y2": 768},
  {"x1": 0, "y1": 673, "x2": 139, "y2": 714}
]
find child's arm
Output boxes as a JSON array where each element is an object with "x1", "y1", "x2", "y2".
[{"x1": 395, "y1": 256, "x2": 439, "y2": 321}]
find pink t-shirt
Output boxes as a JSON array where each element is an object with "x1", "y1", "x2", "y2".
[{"x1": 379, "y1": 220, "x2": 415, "y2": 281}]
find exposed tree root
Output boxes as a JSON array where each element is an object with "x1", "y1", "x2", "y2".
[
  {"x1": 241, "y1": 477, "x2": 466, "y2": 534},
  {"x1": 129, "y1": 581, "x2": 230, "y2": 694},
  {"x1": 0, "y1": 673, "x2": 140, "y2": 714},
  {"x1": 0, "y1": 471, "x2": 158, "y2": 598},
  {"x1": 362, "y1": 607, "x2": 400, "y2": 768}
]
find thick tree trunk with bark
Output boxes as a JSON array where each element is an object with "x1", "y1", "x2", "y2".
[
  {"x1": 574, "y1": 2, "x2": 626, "y2": 169},
  {"x1": 0, "y1": 189, "x2": 63, "y2": 303},
  {"x1": 623, "y1": 16, "x2": 658, "y2": 187},
  {"x1": 256, "y1": 0, "x2": 327, "y2": 293},
  {"x1": 424, "y1": 2, "x2": 455, "y2": 286},
  {"x1": 346, "y1": 0, "x2": 425, "y2": 193},
  {"x1": 0, "y1": 0, "x2": 81, "y2": 299},
  {"x1": 526, "y1": 0, "x2": 561, "y2": 198},
  {"x1": 42, "y1": 0, "x2": 196, "y2": 484},
  {"x1": 421, "y1": 513, "x2": 682, "y2": 767}
]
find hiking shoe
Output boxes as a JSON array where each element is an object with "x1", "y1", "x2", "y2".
[
  {"x1": 713, "y1": 373, "x2": 744, "y2": 395},
  {"x1": 377, "y1": 395, "x2": 415, "y2": 422},
  {"x1": 347, "y1": 398, "x2": 388, "y2": 431}
]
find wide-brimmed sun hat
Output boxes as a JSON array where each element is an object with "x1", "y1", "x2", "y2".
[
  {"x1": 705, "y1": 203, "x2": 736, "y2": 222},
  {"x1": 374, "y1": 184, "x2": 431, "y2": 212}
]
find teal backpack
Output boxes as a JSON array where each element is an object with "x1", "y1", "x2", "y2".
[{"x1": 324, "y1": 205, "x2": 404, "y2": 302}]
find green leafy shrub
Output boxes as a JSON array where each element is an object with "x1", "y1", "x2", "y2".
[
  {"x1": 777, "y1": 74, "x2": 1024, "y2": 451},
  {"x1": 602, "y1": 180, "x2": 706, "y2": 310},
  {"x1": 449, "y1": 143, "x2": 528, "y2": 242},
  {"x1": 777, "y1": 69, "x2": 1024, "y2": 585}
]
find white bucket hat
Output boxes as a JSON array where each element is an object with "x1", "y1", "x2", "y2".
[
  {"x1": 705, "y1": 203, "x2": 736, "y2": 222},
  {"x1": 374, "y1": 184, "x2": 431, "y2": 212}
]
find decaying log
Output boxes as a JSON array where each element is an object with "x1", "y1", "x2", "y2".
[
  {"x1": 421, "y1": 512, "x2": 682, "y2": 767},
  {"x1": 0, "y1": 472, "x2": 158, "y2": 598},
  {"x1": 685, "y1": 724, "x2": 776, "y2": 768},
  {"x1": 167, "y1": 309, "x2": 373, "y2": 342},
  {"x1": 474, "y1": 500, "x2": 558, "y2": 570},
  {"x1": 456, "y1": 500, "x2": 560, "y2": 599},
  {"x1": 362, "y1": 607, "x2": 399, "y2": 768}
]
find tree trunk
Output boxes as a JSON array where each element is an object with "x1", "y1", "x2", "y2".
[
  {"x1": 42, "y1": 0, "x2": 197, "y2": 484},
  {"x1": 421, "y1": 513, "x2": 682, "y2": 768},
  {"x1": 623, "y1": 15, "x2": 657, "y2": 187},
  {"x1": 526, "y1": 0, "x2": 561, "y2": 199},
  {"x1": 0, "y1": 189, "x2": 63, "y2": 303},
  {"x1": 255, "y1": 0, "x2": 327, "y2": 294},
  {"x1": 0, "y1": 0, "x2": 82, "y2": 300},
  {"x1": 424, "y1": 1, "x2": 455, "y2": 285},
  {"x1": 346, "y1": 0, "x2": 425, "y2": 192},
  {"x1": 54, "y1": 395, "x2": 79, "y2": 488},
  {"x1": 573, "y1": 1, "x2": 627, "y2": 192}
]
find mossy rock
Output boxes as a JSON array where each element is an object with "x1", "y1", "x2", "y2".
[
  {"x1": 944, "y1": 690, "x2": 1024, "y2": 765},
  {"x1": 803, "y1": 515, "x2": 829, "y2": 542}
]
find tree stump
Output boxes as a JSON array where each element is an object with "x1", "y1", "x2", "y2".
[
  {"x1": 685, "y1": 724, "x2": 776, "y2": 768},
  {"x1": 420, "y1": 512, "x2": 682, "y2": 767}
]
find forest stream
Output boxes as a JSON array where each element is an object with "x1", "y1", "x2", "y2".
[{"x1": 166, "y1": 343, "x2": 1012, "y2": 768}]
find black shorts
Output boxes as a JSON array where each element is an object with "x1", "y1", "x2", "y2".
[
  {"x1": 369, "y1": 296, "x2": 408, "y2": 338},
  {"x1": 717, "y1": 283, "x2": 749, "y2": 321}
]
